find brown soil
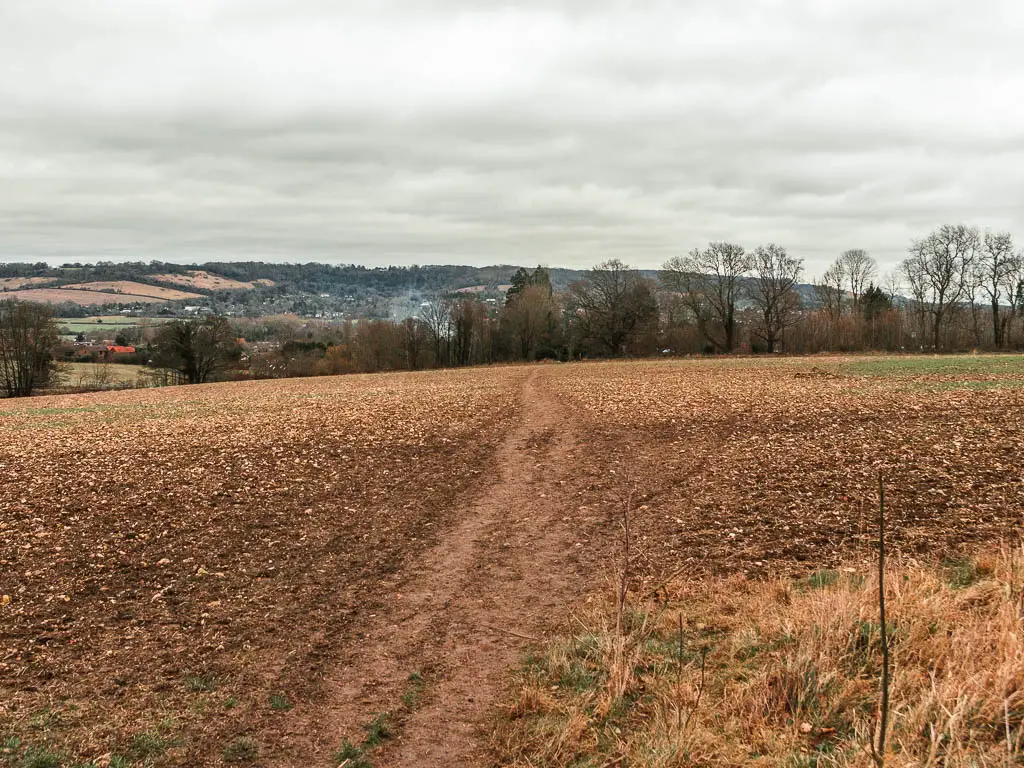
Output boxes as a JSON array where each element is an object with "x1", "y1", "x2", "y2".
[
  {"x1": 4, "y1": 358, "x2": 1022, "y2": 766},
  {"x1": 543, "y1": 359, "x2": 1024, "y2": 581},
  {"x1": 0, "y1": 369, "x2": 531, "y2": 765},
  {"x1": 298, "y1": 369, "x2": 592, "y2": 766}
]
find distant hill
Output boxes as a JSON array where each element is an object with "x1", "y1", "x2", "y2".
[
  {"x1": 0, "y1": 260, "x2": 820, "y2": 318},
  {"x1": 0, "y1": 261, "x2": 582, "y2": 316}
]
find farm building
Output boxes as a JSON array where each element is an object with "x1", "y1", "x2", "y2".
[{"x1": 74, "y1": 344, "x2": 136, "y2": 361}]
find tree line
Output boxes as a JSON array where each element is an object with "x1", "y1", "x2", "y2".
[
  {"x1": 2, "y1": 224, "x2": 1022, "y2": 395},
  {"x1": 249, "y1": 225, "x2": 1024, "y2": 376}
]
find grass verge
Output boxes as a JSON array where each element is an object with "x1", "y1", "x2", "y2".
[
  {"x1": 493, "y1": 545, "x2": 1024, "y2": 767},
  {"x1": 840, "y1": 354, "x2": 1024, "y2": 378}
]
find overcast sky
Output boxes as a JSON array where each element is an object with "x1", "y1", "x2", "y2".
[{"x1": 2, "y1": 1, "x2": 1023, "y2": 275}]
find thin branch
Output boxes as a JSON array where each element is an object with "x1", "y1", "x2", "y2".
[
  {"x1": 617, "y1": 484, "x2": 633, "y2": 635},
  {"x1": 1005, "y1": 697, "x2": 1013, "y2": 768},
  {"x1": 683, "y1": 646, "x2": 707, "y2": 732},
  {"x1": 483, "y1": 624, "x2": 540, "y2": 642},
  {"x1": 871, "y1": 472, "x2": 890, "y2": 767},
  {"x1": 676, "y1": 613, "x2": 684, "y2": 732}
]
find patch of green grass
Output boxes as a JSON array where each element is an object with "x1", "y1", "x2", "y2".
[
  {"x1": 221, "y1": 737, "x2": 258, "y2": 763},
  {"x1": 124, "y1": 730, "x2": 179, "y2": 760},
  {"x1": 804, "y1": 569, "x2": 840, "y2": 590},
  {"x1": 784, "y1": 739, "x2": 849, "y2": 768},
  {"x1": 566, "y1": 633, "x2": 601, "y2": 662},
  {"x1": 361, "y1": 713, "x2": 392, "y2": 748},
  {"x1": 16, "y1": 746, "x2": 63, "y2": 768},
  {"x1": 842, "y1": 354, "x2": 1024, "y2": 378},
  {"x1": 183, "y1": 672, "x2": 217, "y2": 692},
  {"x1": 268, "y1": 693, "x2": 293, "y2": 711},
  {"x1": 333, "y1": 740, "x2": 373, "y2": 768},
  {"x1": 2, "y1": 735, "x2": 22, "y2": 751},
  {"x1": 845, "y1": 619, "x2": 900, "y2": 676},
  {"x1": 26, "y1": 406, "x2": 97, "y2": 417},
  {"x1": 557, "y1": 661, "x2": 601, "y2": 693},
  {"x1": 222, "y1": 696, "x2": 238, "y2": 709},
  {"x1": 734, "y1": 631, "x2": 798, "y2": 663},
  {"x1": 942, "y1": 556, "x2": 984, "y2": 589},
  {"x1": 57, "y1": 316, "x2": 147, "y2": 332},
  {"x1": 27, "y1": 709, "x2": 62, "y2": 731},
  {"x1": 400, "y1": 672, "x2": 427, "y2": 709},
  {"x1": 334, "y1": 700, "x2": 407, "y2": 765},
  {"x1": 894, "y1": 379, "x2": 1023, "y2": 393}
]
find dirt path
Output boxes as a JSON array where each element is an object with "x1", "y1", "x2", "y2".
[{"x1": 316, "y1": 368, "x2": 586, "y2": 766}]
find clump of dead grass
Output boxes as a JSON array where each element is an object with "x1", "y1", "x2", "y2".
[{"x1": 493, "y1": 544, "x2": 1024, "y2": 766}]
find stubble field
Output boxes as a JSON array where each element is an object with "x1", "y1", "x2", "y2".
[{"x1": 2, "y1": 356, "x2": 1023, "y2": 766}]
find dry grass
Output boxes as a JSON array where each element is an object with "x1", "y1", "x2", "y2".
[
  {"x1": 0, "y1": 277, "x2": 57, "y2": 290},
  {"x1": 148, "y1": 270, "x2": 265, "y2": 291},
  {"x1": 61, "y1": 281, "x2": 203, "y2": 300},
  {"x1": 63, "y1": 362, "x2": 145, "y2": 387},
  {"x1": 496, "y1": 357, "x2": 1024, "y2": 767},
  {"x1": 494, "y1": 545, "x2": 1024, "y2": 767},
  {"x1": 8, "y1": 288, "x2": 172, "y2": 306}
]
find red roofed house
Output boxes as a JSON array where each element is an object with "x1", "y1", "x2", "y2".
[{"x1": 103, "y1": 345, "x2": 135, "y2": 361}]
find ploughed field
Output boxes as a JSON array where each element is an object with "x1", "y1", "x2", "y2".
[
  {"x1": 0, "y1": 368, "x2": 527, "y2": 763},
  {"x1": 551, "y1": 356, "x2": 1024, "y2": 579},
  {"x1": 2, "y1": 355, "x2": 1022, "y2": 765}
]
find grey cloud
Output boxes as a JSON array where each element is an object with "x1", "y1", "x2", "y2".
[{"x1": 2, "y1": 0, "x2": 1024, "y2": 274}]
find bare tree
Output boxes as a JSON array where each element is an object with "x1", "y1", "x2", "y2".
[
  {"x1": 352, "y1": 319, "x2": 402, "y2": 373},
  {"x1": 568, "y1": 259, "x2": 658, "y2": 356},
  {"x1": 503, "y1": 283, "x2": 556, "y2": 361},
  {"x1": 748, "y1": 244, "x2": 804, "y2": 353},
  {"x1": 812, "y1": 261, "x2": 845, "y2": 349},
  {"x1": 0, "y1": 299, "x2": 59, "y2": 397},
  {"x1": 976, "y1": 231, "x2": 1021, "y2": 348},
  {"x1": 901, "y1": 250, "x2": 930, "y2": 346},
  {"x1": 420, "y1": 296, "x2": 452, "y2": 367},
  {"x1": 838, "y1": 249, "x2": 877, "y2": 311},
  {"x1": 814, "y1": 263, "x2": 846, "y2": 314},
  {"x1": 662, "y1": 242, "x2": 750, "y2": 352},
  {"x1": 900, "y1": 225, "x2": 980, "y2": 350},
  {"x1": 399, "y1": 317, "x2": 428, "y2": 370},
  {"x1": 450, "y1": 299, "x2": 483, "y2": 367},
  {"x1": 965, "y1": 265, "x2": 985, "y2": 347},
  {"x1": 151, "y1": 316, "x2": 240, "y2": 384},
  {"x1": 881, "y1": 271, "x2": 903, "y2": 302}
]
